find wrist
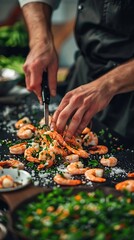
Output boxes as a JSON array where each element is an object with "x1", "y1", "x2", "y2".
[
  {"x1": 104, "y1": 60, "x2": 134, "y2": 95},
  {"x1": 22, "y1": 2, "x2": 53, "y2": 48}
]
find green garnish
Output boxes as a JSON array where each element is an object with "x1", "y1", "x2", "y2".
[{"x1": 15, "y1": 188, "x2": 134, "y2": 239}]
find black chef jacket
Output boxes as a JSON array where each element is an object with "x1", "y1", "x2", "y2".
[{"x1": 65, "y1": 0, "x2": 134, "y2": 146}]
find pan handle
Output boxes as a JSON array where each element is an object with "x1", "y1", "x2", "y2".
[{"x1": 0, "y1": 184, "x2": 45, "y2": 212}]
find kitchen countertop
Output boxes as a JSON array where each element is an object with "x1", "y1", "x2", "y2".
[
  {"x1": 0, "y1": 91, "x2": 134, "y2": 188},
  {"x1": 0, "y1": 90, "x2": 134, "y2": 239}
]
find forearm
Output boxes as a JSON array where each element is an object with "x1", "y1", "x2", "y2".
[
  {"x1": 21, "y1": 3, "x2": 53, "y2": 49},
  {"x1": 101, "y1": 60, "x2": 134, "y2": 96}
]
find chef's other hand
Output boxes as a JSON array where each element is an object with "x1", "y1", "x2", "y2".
[{"x1": 51, "y1": 77, "x2": 114, "y2": 139}]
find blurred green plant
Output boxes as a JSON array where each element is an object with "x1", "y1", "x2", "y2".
[
  {"x1": 0, "y1": 21, "x2": 28, "y2": 47},
  {"x1": 0, "y1": 55, "x2": 24, "y2": 77}
]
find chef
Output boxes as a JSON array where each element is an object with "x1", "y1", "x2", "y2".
[{"x1": 18, "y1": 0, "x2": 134, "y2": 146}]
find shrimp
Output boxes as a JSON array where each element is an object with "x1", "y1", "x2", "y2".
[
  {"x1": 67, "y1": 161, "x2": 89, "y2": 175},
  {"x1": 0, "y1": 175, "x2": 14, "y2": 188},
  {"x1": 100, "y1": 156, "x2": 118, "y2": 167},
  {"x1": 26, "y1": 142, "x2": 40, "y2": 150},
  {"x1": 89, "y1": 145, "x2": 108, "y2": 155},
  {"x1": 83, "y1": 131, "x2": 98, "y2": 147},
  {"x1": 115, "y1": 180, "x2": 134, "y2": 192},
  {"x1": 37, "y1": 149, "x2": 55, "y2": 169},
  {"x1": 85, "y1": 168, "x2": 106, "y2": 182},
  {"x1": 66, "y1": 145, "x2": 89, "y2": 158},
  {"x1": 64, "y1": 154, "x2": 79, "y2": 163},
  {"x1": 39, "y1": 115, "x2": 52, "y2": 127},
  {"x1": 38, "y1": 149, "x2": 56, "y2": 162},
  {"x1": 49, "y1": 145, "x2": 67, "y2": 157},
  {"x1": 46, "y1": 130, "x2": 89, "y2": 158},
  {"x1": 15, "y1": 117, "x2": 31, "y2": 129},
  {"x1": 17, "y1": 124, "x2": 36, "y2": 139},
  {"x1": 53, "y1": 173, "x2": 82, "y2": 186},
  {"x1": 24, "y1": 147, "x2": 40, "y2": 163},
  {"x1": 37, "y1": 161, "x2": 54, "y2": 170},
  {"x1": 63, "y1": 132, "x2": 82, "y2": 149},
  {"x1": 82, "y1": 127, "x2": 91, "y2": 135},
  {"x1": 0, "y1": 159, "x2": 24, "y2": 169},
  {"x1": 75, "y1": 136, "x2": 83, "y2": 147},
  {"x1": 9, "y1": 142, "x2": 27, "y2": 154},
  {"x1": 46, "y1": 130, "x2": 68, "y2": 147},
  {"x1": 128, "y1": 172, "x2": 134, "y2": 178}
]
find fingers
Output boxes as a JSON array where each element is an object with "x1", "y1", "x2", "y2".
[
  {"x1": 23, "y1": 58, "x2": 58, "y2": 103},
  {"x1": 24, "y1": 62, "x2": 43, "y2": 103},
  {"x1": 51, "y1": 89, "x2": 96, "y2": 139},
  {"x1": 23, "y1": 41, "x2": 58, "y2": 103},
  {"x1": 51, "y1": 97, "x2": 70, "y2": 131},
  {"x1": 51, "y1": 100, "x2": 87, "y2": 138}
]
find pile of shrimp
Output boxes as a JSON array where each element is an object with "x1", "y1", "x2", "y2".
[
  {"x1": 2, "y1": 116, "x2": 134, "y2": 192},
  {"x1": 8, "y1": 116, "x2": 103, "y2": 171}
]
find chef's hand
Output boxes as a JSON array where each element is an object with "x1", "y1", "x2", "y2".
[
  {"x1": 23, "y1": 40, "x2": 58, "y2": 103},
  {"x1": 51, "y1": 77, "x2": 114, "y2": 139},
  {"x1": 21, "y1": 2, "x2": 58, "y2": 103}
]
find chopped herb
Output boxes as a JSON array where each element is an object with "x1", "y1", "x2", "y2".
[
  {"x1": 88, "y1": 159, "x2": 99, "y2": 167},
  {"x1": 15, "y1": 188, "x2": 134, "y2": 239}
]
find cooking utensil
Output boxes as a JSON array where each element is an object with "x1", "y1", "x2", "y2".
[{"x1": 41, "y1": 71, "x2": 50, "y2": 126}]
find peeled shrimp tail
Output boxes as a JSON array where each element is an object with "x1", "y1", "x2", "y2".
[
  {"x1": 89, "y1": 145, "x2": 108, "y2": 155},
  {"x1": 9, "y1": 142, "x2": 27, "y2": 154},
  {"x1": 100, "y1": 156, "x2": 117, "y2": 167},
  {"x1": 47, "y1": 131, "x2": 67, "y2": 147},
  {"x1": 85, "y1": 168, "x2": 106, "y2": 182},
  {"x1": 17, "y1": 124, "x2": 36, "y2": 139},
  {"x1": 37, "y1": 160, "x2": 54, "y2": 170},
  {"x1": 15, "y1": 117, "x2": 31, "y2": 129},
  {"x1": 115, "y1": 180, "x2": 134, "y2": 192},
  {"x1": 54, "y1": 173, "x2": 82, "y2": 186},
  {"x1": 67, "y1": 161, "x2": 89, "y2": 175},
  {"x1": 24, "y1": 147, "x2": 40, "y2": 163},
  {"x1": 0, "y1": 159, "x2": 24, "y2": 169}
]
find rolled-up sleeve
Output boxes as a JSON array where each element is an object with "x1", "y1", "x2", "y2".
[{"x1": 18, "y1": 0, "x2": 60, "y2": 9}]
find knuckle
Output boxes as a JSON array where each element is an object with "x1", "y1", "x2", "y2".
[
  {"x1": 60, "y1": 112, "x2": 68, "y2": 120},
  {"x1": 72, "y1": 115, "x2": 81, "y2": 123}
]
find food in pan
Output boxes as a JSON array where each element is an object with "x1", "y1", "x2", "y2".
[{"x1": 15, "y1": 188, "x2": 134, "y2": 239}]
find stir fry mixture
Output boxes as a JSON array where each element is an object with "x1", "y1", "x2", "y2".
[
  {"x1": 15, "y1": 188, "x2": 134, "y2": 240},
  {"x1": 1, "y1": 116, "x2": 134, "y2": 191}
]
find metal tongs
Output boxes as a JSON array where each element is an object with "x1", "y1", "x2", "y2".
[{"x1": 41, "y1": 71, "x2": 50, "y2": 126}]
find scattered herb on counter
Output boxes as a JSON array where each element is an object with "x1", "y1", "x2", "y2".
[
  {"x1": 88, "y1": 159, "x2": 99, "y2": 167},
  {"x1": 98, "y1": 129, "x2": 105, "y2": 137}
]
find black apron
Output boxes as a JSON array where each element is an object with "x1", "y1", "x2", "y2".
[{"x1": 65, "y1": 0, "x2": 134, "y2": 144}]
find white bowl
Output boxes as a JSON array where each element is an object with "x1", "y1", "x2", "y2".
[
  {"x1": 0, "y1": 169, "x2": 31, "y2": 192},
  {"x1": 0, "y1": 68, "x2": 21, "y2": 96}
]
